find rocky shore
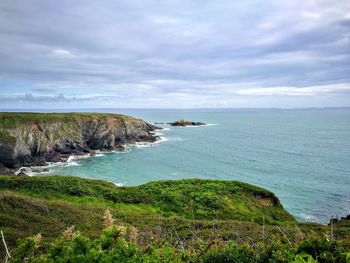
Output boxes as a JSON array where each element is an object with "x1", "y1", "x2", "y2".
[{"x1": 0, "y1": 113, "x2": 160, "y2": 171}]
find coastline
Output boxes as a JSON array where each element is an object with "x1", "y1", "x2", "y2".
[
  {"x1": 14, "y1": 127, "x2": 168, "y2": 178},
  {"x1": 0, "y1": 112, "x2": 161, "y2": 170}
]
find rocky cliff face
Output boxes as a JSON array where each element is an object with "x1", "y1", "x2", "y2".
[{"x1": 0, "y1": 113, "x2": 160, "y2": 168}]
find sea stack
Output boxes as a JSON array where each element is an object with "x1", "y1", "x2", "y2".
[{"x1": 167, "y1": 119, "x2": 206, "y2": 127}]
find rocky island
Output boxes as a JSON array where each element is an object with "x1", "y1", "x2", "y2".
[
  {"x1": 0, "y1": 112, "x2": 160, "y2": 170},
  {"x1": 167, "y1": 119, "x2": 206, "y2": 127}
]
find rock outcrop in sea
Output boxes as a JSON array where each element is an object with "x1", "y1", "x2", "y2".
[
  {"x1": 0, "y1": 113, "x2": 160, "y2": 169},
  {"x1": 168, "y1": 119, "x2": 206, "y2": 127}
]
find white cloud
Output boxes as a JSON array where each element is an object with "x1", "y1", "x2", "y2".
[
  {"x1": 51, "y1": 49, "x2": 75, "y2": 58},
  {"x1": 151, "y1": 16, "x2": 184, "y2": 25},
  {"x1": 301, "y1": 11, "x2": 321, "y2": 19},
  {"x1": 236, "y1": 84, "x2": 350, "y2": 96}
]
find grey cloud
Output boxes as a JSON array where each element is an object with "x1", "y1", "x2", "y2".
[
  {"x1": 0, "y1": 94, "x2": 85, "y2": 103},
  {"x1": 0, "y1": 0, "x2": 349, "y2": 108}
]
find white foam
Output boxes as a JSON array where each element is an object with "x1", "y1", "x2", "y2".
[
  {"x1": 151, "y1": 129, "x2": 168, "y2": 137},
  {"x1": 65, "y1": 155, "x2": 83, "y2": 166},
  {"x1": 155, "y1": 136, "x2": 168, "y2": 143},
  {"x1": 67, "y1": 156, "x2": 75, "y2": 162},
  {"x1": 15, "y1": 167, "x2": 33, "y2": 176},
  {"x1": 42, "y1": 156, "x2": 83, "y2": 169},
  {"x1": 14, "y1": 168, "x2": 22, "y2": 175},
  {"x1": 66, "y1": 161, "x2": 80, "y2": 166},
  {"x1": 14, "y1": 166, "x2": 52, "y2": 176},
  {"x1": 299, "y1": 213, "x2": 318, "y2": 222},
  {"x1": 113, "y1": 182, "x2": 124, "y2": 187},
  {"x1": 133, "y1": 135, "x2": 168, "y2": 148},
  {"x1": 72, "y1": 154, "x2": 91, "y2": 159},
  {"x1": 46, "y1": 161, "x2": 66, "y2": 167},
  {"x1": 24, "y1": 170, "x2": 34, "y2": 176},
  {"x1": 134, "y1": 142, "x2": 154, "y2": 148}
]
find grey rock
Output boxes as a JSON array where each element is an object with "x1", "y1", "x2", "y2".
[
  {"x1": 167, "y1": 119, "x2": 206, "y2": 127},
  {"x1": 0, "y1": 162, "x2": 11, "y2": 175}
]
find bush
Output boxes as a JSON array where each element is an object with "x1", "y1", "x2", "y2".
[
  {"x1": 8, "y1": 227, "x2": 350, "y2": 263},
  {"x1": 202, "y1": 242, "x2": 257, "y2": 263}
]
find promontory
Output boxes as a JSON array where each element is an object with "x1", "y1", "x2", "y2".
[{"x1": 0, "y1": 112, "x2": 160, "y2": 169}]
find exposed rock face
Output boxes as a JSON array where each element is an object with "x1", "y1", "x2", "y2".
[
  {"x1": 0, "y1": 162, "x2": 11, "y2": 175},
  {"x1": 168, "y1": 119, "x2": 206, "y2": 127},
  {"x1": 0, "y1": 113, "x2": 160, "y2": 168}
]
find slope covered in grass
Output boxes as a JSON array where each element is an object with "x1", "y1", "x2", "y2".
[
  {"x1": 0, "y1": 176, "x2": 294, "y2": 223},
  {"x1": 1, "y1": 175, "x2": 348, "y2": 261}
]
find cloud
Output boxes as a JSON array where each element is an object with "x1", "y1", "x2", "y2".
[
  {"x1": 0, "y1": 0, "x2": 349, "y2": 108},
  {"x1": 236, "y1": 84, "x2": 350, "y2": 96},
  {"x1": 51, "y1": 49, "x2": 76, "y2": 58},
  {"x1": 0, "y1": 93, "x2": 124, "y2": 104}
]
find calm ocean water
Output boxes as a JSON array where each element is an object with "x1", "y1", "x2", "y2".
[{"x1": 11, "y1": 108, "x2": 350, "y2": 223}]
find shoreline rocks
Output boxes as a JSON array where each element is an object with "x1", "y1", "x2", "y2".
[{"x1": 0, "y1": 162, "x2": 11, "y2": 175}]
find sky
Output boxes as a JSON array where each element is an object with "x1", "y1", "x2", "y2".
[{"x1": 0, "y1": 0, "x2": 349, "y2": 109}]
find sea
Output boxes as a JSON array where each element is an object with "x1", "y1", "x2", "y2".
[{"x1": 7, "y1": 108, "x2": 350, "y2": 224}]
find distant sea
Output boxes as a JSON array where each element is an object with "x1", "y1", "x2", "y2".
[{"x1": 4, "y1": 108, "x2": 350, "y2": 223}]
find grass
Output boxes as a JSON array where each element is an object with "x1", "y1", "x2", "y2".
[
  {"x1": 0, "y1": 112, "x2": 136, "y2": 129},
  {"x1": 0, "y1": 175, "x2": 349, "y2": 261},
  {"x1": 0, "y1": 176, "x2": 295, "y2": 223},
  {"x1": 1, "y1": 175, "x2": 349, "y2": 259},
  {"x1": 0, "y1": 130, "x2": 16, "y2": 144}
]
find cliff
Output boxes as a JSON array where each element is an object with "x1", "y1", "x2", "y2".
[{"x1": 0, "y1": 113, "x2": 159, "y2": 168}]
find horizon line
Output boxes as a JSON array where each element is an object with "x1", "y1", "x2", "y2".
[{"x1": 1, "y1": 106, "x2": 350, "y2": 111}]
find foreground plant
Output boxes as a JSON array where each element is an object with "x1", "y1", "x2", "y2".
[{"x1": 7, "y1": 225, "x2": 350, "y2": 263}]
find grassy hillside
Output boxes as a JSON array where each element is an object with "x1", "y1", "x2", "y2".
[
  {"x1": 0, "y1": 176, "x2": 349, "y2": 262},
  {"x1": 0, "y1": 176, "x2": 294, "y2": 223}
]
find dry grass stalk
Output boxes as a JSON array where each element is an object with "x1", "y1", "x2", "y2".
[{"x1": 103, "y1": 208, "x2": 114, "y2": 228}]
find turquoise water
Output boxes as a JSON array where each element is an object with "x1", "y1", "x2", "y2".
[{"x1": 30, "y1": 109, "x2": 350, "y2": 223}]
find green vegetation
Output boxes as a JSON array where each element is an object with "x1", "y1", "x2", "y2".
[
  {"x1": 7, "y1": 224, "x2": 350, "y2": 262},
  {"x1": 0, "y1": 130, "x2": 16, "y2": 144},
  {"x1": 0, "y1": 112, "x2": 136, "y2": 130},
  {"x1": 0, "y1": 176, "x2": 294, "y2": 223},
  {"x1": 0, "y1": 176, "x2": 349, "y2": 262}
]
